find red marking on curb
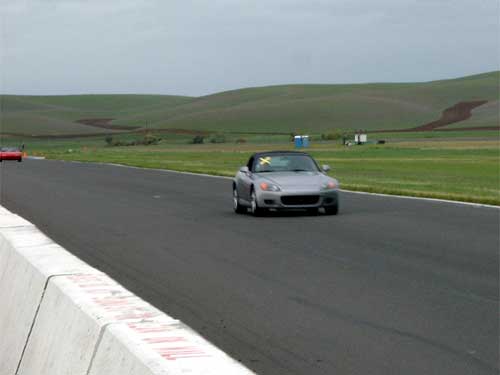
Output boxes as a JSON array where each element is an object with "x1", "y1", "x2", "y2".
[
  {"x1": 115, "y1": 312, "x2": 157, "y2": 320},
  {"x1": 157, "y1": 347, "x2": 211, "y2": 361},
  {"x1": 130, "y1": 326, "x2": 171, "y2": 334},
  {"x1": 64, "y1": 274, "x2": 215, "y2": 362},
  {"x1": 65, "y1": 274, "x2": 160, "y2": 322},
  {"x1": 126, "y1": 321, "x2": 213, "y2": 361},
  {"x1": 144, "y1": 336, "x2": 187, "y2": 344},
  {"x1": 127, "y1": 322, "x2": 173, "y2": 333},
  {"x1": 93, "y1": 297, "x2": 130, "y2": 307}
]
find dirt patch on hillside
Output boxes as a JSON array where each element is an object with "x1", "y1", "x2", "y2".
[
  {"x1": 411, "y1": 100, "x2": 489, "y2": 131},
  {"x1": 0, "y1": 131, "x2": 124, "y2": 139},
  {"x1": 75, "y1": 120, "x2": 209, "y2": 136},
  {"x1": 370, "y1": 100, "x2": 495, "y2": 133},
  {"x1": 76, "y1": 118, "x2": 140, "y2": 131}
]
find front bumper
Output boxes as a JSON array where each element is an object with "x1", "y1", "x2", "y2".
[
  {"x1": 0, "y1": 155, "x2": 22, "y2": 160},
  {"x1": 256, "y1": 189, "x2": 339, "y2": 209}
]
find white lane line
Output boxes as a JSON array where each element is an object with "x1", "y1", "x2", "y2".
[
  {"x1": 61, "y1": 160, "x2": 231, "y2": 180},
  {"x1": 106, "y1": 163, "x2": 232, "y2": 180},
  {"x1": 43, "y1": 159, "x2": 500, "y2": 209},
  {"x1": 339, "y1": 190, "x2": 499, "y2": 209}
]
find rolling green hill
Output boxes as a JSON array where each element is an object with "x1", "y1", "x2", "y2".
[
  {"x1": 117, "y1": 71, "x2": 499, "y2": 133},
  {"x1": 1, "y1": 71, "x2": 498, "y2": 136},
  {"x1": 0, "y1": 94, "x2": 194, "y2": 135}
]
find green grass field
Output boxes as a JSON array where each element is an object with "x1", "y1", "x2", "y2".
[
  {"x1": 1, "y1": 71, "x2": 498, "y2": 136},
  {"x1": 18, "y1": 134, "x2": 499, "y2": 206}
]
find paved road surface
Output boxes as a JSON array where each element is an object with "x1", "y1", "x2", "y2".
[{"x1": 1, "y1": 159, "x2": 498, "y2": 375}]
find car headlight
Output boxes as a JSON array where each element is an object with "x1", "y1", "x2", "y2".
[
  {"x1": 260, "y1": 182, "x2": 281, "y2": 192},
  {"x1": 322, "y1": 180, "x2": 338, "y2": 190}
]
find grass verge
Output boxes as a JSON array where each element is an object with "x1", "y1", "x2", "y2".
[{"x1": 22, "y1": 136, "x2": 500, "y2": 206}]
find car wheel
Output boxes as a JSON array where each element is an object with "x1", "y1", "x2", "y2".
[
  {"x1": 324, "y1": 203, "x2": 339, "y2": 215},
  {"x1": 17, "y1": 159, "x2": 22, "y2": 163},
  {"x1": 250, "y1": 189, "x2": 266, "y2": 216},
  {"x1": 233, "y1": 188, "x2": 246, "y2": 214}
]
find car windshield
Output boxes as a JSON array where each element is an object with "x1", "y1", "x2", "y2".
[
  {"x1": 253, "y1": 154, "x2": 319, "y2": 173},
  {"x1": 1, "y1": 147, "x2": 19, "y2": 152}
]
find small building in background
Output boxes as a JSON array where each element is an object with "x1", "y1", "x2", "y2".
[
  {"x1": 354, "y1": 132, "x2": 367, "y2": 144},
  {"x1": 294, "y1": 135, "x2": 310, "y2": 148}
]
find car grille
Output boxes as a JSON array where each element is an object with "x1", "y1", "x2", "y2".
[{"x1": 281, "y1": 195, "x2": 319, "y2": 205}]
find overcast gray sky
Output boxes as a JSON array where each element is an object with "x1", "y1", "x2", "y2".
[{"x1": 0, "y1": 0, "x2": 498, "y2": 96}]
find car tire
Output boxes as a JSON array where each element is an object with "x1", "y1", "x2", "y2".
[
  {"x1": 250, "y1": 189, "x2": 266, "y2": 216},
  {"x1": 324, "y1": 203, "x2": 339, "y2": 215},
  {"x1": 233, "y1": 187, "x2": 246, "y2": 214},
  {"x1": 17, "y1": 159, "x2": 22, "y2": 163}
]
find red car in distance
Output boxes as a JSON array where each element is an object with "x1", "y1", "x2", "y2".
[{"x1": 0, "y1": 147, "x2": 23, "y2": 162}]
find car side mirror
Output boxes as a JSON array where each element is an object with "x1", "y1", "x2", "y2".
[
  {"x1": 322, "y1": 164, "x2": 331, "y2": 172},
  {"x1": 239, "y1": 166, "x2": 250, "y2": 174}
]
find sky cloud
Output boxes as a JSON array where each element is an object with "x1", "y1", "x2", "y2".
[{"x1": 0, "y1": 0, "x2": 498, "y2": 96}]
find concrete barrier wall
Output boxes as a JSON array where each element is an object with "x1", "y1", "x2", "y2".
[
  {"x1": 0, "y1": 205, "x2": 255, "y2": 375},
  {"x1": 0, "y1": 213, "x2": 94, "y2": 375},
  {"x1": 89, "y1": 318, "x2": 255, "y2": 375}
]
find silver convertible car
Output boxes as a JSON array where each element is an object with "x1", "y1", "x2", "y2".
[{"x1": 233, "y1": 151, "x2": 339, "y2": 215}]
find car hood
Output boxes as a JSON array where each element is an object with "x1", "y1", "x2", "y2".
[{"x1": 258, "y1": 171, "x2": 330, "y2": 189}]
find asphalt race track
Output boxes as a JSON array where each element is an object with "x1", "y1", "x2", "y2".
[{"x1": 1, "y1": 159, "x2": 498, "y2": 375}]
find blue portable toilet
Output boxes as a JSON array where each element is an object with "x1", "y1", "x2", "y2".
[
  {"x1": 294, "y1": 135, "x2": 302, "y2": 148},
  {"x1": 302, "y1": 135, "x2": 309, "y2": 148}
]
